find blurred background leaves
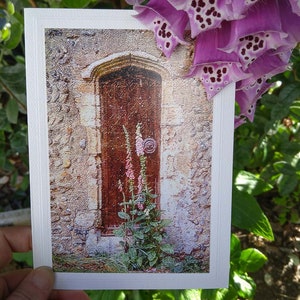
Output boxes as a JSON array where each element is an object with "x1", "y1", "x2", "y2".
[{"x1": 0, "y1": 1, "x2": 299, "y2": 299}]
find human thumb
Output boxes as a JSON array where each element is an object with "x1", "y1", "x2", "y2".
[{"x1": 7, "y1": 267, "x2": 55, "y2": 300}]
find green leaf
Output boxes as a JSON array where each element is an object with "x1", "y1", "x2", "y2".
[
  {"x1": 277, "y1": 174, "x2": 298, "y2": 196},
  {"x1": 130, "y1": 209, "x2": 137, "y2": 216},
  {"x1": 279, "y1": 140, "x2": 300, "y2": 157},
  {"x1": 5, "y1": 16, "x2": 23, "y2": 49},
  {"x1": 149, "y1": 256, "x2": 158, "y2": 267},
  {"x1": 128, "y1": 247, "x2": 137, "y2": 259},
  {"x1": 1, "y1": 25, "x2": 10, "y2": 41},
  {"x1": 147, "y1": 251, "x2": 157, "y2": 262},
  {"x1": 5, "y1": 98, "x2": 19, "y2": 124},
  {"x1": 233, "y1": 140, "x2": 253, "y2": 169},
  {"x1": 13, "y1": 251, "x2": 33, "y2": 267},
  {"x1": 133, "y1": 230, "x2": 144, "y2": 240},
  {"x1": 143, "y1": 243, "x2": 156, "y2": 249},
  {"x1": 150, "y1": 221, "x2": 159, "y2": 227},
  {"x1": 9, "y1": 130, "x2": 27, "y2": 153},
  {"x1": 0, "y1": 131, "x2": 5, "y2": 147},
  {"x1": 20, "y1": 174, "x2": 29, "y2": 191},
  {"x1": 290, "y1": 100, "x2": 300, "y2": 117},
  {"x1": 86, "y1": 290, "x2": 125, "y2": 300},
  {"x1": 279, "y1": 83, "x2": 300, "y2": 106},
  {"x1": 274, "y1": 161, "x2": 296, "y2": 176},
  {"x1": 137, "y1": 256, "x2": 143, "y2": 267},
  {"x1": 232, "y1": 188, "x2": 274, "y2": 241},
  {"x1": 235, "y1": 170, "x2": 273, "y2": 196},
  {"x1": 0, "y1": 63, "x2": 26, "y2": 112},
  {"x1": 230, "y1": 234, "x2": 241, "y2": 264},
  {"x1": 135, "y1": 214, "x2": 147, "y2": 222},
  {"x1": 0, "y1": 109, "x2": 12, "y2": 131},
  {"x1": 200, "y1": 288, "x2": 238, "y2": 300},
  {"x1": 159, "y1": 219, "x2": 172, "y2": 227},
  {"x1": 160, "y1": 244, "x2": 174, "y2": 254},
  {"x1": 118, "y1": 211, "x2": 130, "y2": 220},
  {"x1": 181, "y1": 290, "x2": 201, "y2": 300},
  {"x1": 271, "y1": 103, "x2": 289, "y2": 121},
  {"x1": 232, "y1": 272, "x2": 256, "y2": 299},
  {"x1": 7, "y1": 1, "x2": 15, "y2": 15},
  {"x1": 153, "y1": 232, "x2": 163, "y2": 242},
  {"x1": 113, "y1": 228, "x2": 124, "y2": 237},
  {"x1": 0, "y1": 149, "x2": 11, "y2": 170},
  {"x1": 62, "y1": 0, "x2": 91, "y2": 8},
  {"x1": 239, "y1": 248, "x2": 267, "y2": 273}
]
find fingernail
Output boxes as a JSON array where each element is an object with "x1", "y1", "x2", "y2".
[{"x1": 31, "y1": 266, "x2": 55, "y2": 290}]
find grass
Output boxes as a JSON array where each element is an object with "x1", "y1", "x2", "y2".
[
  {"x1": 53, "y1": 252, "x2": 209, "y2": 273},
  {"x1": 53, "y1": 253, "x2": 128, "y2": 273}
]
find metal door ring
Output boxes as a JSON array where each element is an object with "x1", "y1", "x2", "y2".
[{"x1": 143, "y1": 138, "x2": 157, "y2": 154}]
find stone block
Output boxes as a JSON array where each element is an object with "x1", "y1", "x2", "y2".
[
  {"x1": 74, "y1": 211, "x2": 95, "y2": 228},
  {"x1": 87, "y1": 181, "x2": 98, "y2": 210},
  {"x1": 161, "y1": 105, "x2": 184, "y2": 126},
  {"x1": 86, "y1": 127, "x2": 100, "y2": 154},
  {"x1": 79, "y1": 105, "x2": 96, "y2": 127}
]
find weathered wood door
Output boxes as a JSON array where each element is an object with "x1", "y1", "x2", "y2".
[{"x1": 99, "y1": 65, "x2": 161, "y2": 234}]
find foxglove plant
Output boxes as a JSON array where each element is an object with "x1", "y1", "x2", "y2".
[
  {"x1": 128, "y1": 0, "x2": 300, "y2": 127},
  {"x1": 115, "y1": 123, "x2": 174, "y2": 271}
]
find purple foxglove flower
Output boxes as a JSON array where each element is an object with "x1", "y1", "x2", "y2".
[
  {"x1": 167, "y1": 0, "x2": 229, "y2": 38},
  {"x1": 220, "y1": 0, "x2": 288, "y2": 68},
  {"x1": 238, "y1": 48, "x2": 291, "y2": 89},
  {"x1": 134, "y1": 0, "x2": 188, "y2": 57},
  {"x1": 278, "y1": 0, "x2": 300, "y2": 47},
  {"x1": 234, "y1": 115, "x2": 247, "y2": 128},
  {"x1": 236, "y1": 78, "x2": 272, "y2": 124},
  {"x1": 137, "y1": 174, "x2": 144, "y2": 194},
  {"x1": 118, "y1": 179, "x2": 124, "y2": 193},
  {"x1": 131, "y1": 0, "x2": 300, "y2": 128},
  {"x1": 187, "y1": 26, "x2": 250, "y2": 99},
  {"x1": 125, "y1": 149, "x2": 135, "y2": 181},
  {"x1": 137, "y1": 202, "x2": 144, "y2": 210},
  {"x1": 234, "y1": 48, "x2": 291, "y2": 126},
  {"x1": 222, "y1": 0, "x2": 261, "y2": 21},
  {"x1": 135, "y1": 136, "x2": 144, "y2": 157},
  {"x1": 288, "y1": 0, "x2": 300, "y2": 16}
]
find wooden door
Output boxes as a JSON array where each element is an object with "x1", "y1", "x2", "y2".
[{"x1": 99, "y1": 65, "x2": 161, "y2": 234}]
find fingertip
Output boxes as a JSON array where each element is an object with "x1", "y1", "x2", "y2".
[
  {"x1": 8, "y1": 266, "x2": 55, "y2": 299},
  {"x1": 31, "y1": 266, "x2": 55, "y2": 290},
  {"x1": 49, "y1": 290, "x2": 90, "y2": 300}
]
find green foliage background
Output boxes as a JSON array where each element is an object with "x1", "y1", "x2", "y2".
[{"x1": 0, "y1": 0, "x2": 299, "y2": 299}]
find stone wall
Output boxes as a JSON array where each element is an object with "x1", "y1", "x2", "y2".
[{"x1": 45, "y1": 29, "x2": 212, "y2": 266}]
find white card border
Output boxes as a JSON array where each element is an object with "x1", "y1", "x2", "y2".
[{"x1": 25, "y1": 8, "x2": 234, "y2": 290}]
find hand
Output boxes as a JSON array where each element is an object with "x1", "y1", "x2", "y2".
[{"x1": 0, "y1": 226, "x2": 89, "y2": 299}]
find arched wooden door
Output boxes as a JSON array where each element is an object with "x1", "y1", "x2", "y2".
[{"x1": 99, "y1": 65, "x2": 161, "y2": 234}]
